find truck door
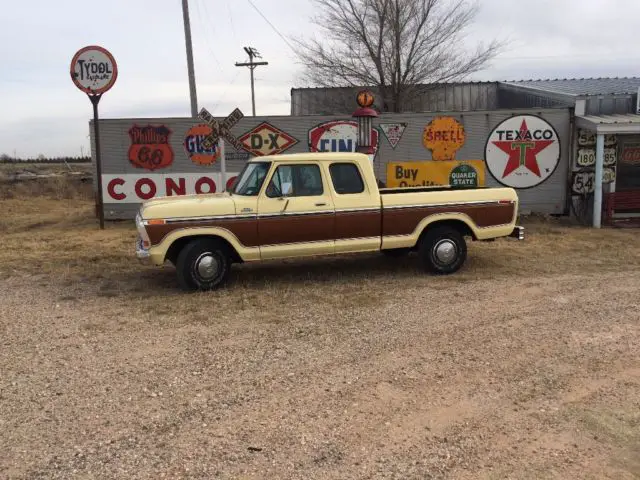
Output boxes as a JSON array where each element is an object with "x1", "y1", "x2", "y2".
[
  {"x1": 257, "y1": 162, "x2": 335, "y2": 260},
  {"x1": 328, "y1": 161, "x2": 382, "y2": 253}
]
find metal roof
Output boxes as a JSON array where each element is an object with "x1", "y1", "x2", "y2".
[
  {"x1": 501, "y1": 77, "x2": 640, "y2": 97},
  {"x1": 576, "y1": 113, "x2": 640, "y2": 134}
]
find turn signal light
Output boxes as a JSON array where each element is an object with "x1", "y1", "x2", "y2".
[{"x1": 146, "y1": 219, "x2": 166, "y2": 225}]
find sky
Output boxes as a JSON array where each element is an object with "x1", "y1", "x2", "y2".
[{"x1": 1, "y1": 0, "x2": 639, "y2": 158}]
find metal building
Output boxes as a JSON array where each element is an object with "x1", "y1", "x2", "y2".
[{"x1": 90, "y1": 77, "x2": 640, "y2": 225}]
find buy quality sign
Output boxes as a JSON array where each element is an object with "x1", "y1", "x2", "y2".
[{"x1": 386, "y1": 160, "x2": 485, "y2": 188}]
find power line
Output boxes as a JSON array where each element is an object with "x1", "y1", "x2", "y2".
[
  {"x1": 212, "y1": 69, "x2": 242, "y2": 112},
  {"x1": 246, "y1": 0, "x2": 296, "y2": 53},
  {"x1": 194, "y1": 0, "x2": 225, "y2": 72}
]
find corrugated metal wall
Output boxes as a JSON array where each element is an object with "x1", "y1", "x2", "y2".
[
  {"x1": 91, "y1": 107, "x2": 571, "y2": 219},
  {"x1": 290, "y1": 82, "x2": 499, "y2": 115}
]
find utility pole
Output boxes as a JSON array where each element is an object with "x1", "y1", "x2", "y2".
[
  {"x1": 235, "y1": 47, "x2": 268, "y2": 116},
  {"x1": 182, "y1": 0, "x2": 198, "y2": 117}
]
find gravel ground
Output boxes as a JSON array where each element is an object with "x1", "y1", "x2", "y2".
[{"x1": 1, "y1": 260, "x2": 639, "y2": 479}]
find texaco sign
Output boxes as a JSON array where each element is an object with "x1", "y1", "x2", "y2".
[{"x1": 484, "y1": 115, "x2": 561, "y2": 189}]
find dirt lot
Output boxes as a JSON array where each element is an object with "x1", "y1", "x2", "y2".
[{"x1": 1, "y1": 183, "x2": 639, "y2": 479}]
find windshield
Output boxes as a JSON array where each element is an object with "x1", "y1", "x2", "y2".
[{"x1": 230, "y1": 161, "x2": 271, "y2": 196}]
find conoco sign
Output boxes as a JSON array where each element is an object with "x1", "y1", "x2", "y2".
[{"x1": 70, "y1": 45, "x2": 118, "y2": 94}]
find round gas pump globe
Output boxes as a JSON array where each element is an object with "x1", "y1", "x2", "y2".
[{"x1": 356, "y1": 90, "x2": 375, "y2": 108}]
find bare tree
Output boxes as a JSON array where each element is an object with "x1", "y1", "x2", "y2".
[{"x1": 293, "y1": 0, "x2": 503, "y2": 112}]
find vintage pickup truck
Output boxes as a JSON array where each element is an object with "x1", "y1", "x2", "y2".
[{"x1": 135, "y1": 152, "x2": 524, "y2": 291}]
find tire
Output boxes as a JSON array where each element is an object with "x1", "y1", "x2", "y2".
[
  {"x1": 175, "y1": 238, "x2": 232, "y2": 292},
  {"x1": 418, "y1": 226, "x2": 467, "y2": 274},
  {"x1": 382, "y1": 248, "x2": 411, "y2": 257}
]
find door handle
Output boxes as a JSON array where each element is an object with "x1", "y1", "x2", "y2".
[{"x1": 315, "y1": 202, "x2": 327, "y2": 207}]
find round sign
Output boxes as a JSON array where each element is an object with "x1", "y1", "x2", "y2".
[
  {"x1": 356, "y1": 90, "x2": 375, "y2": 108},
  {"x1": 184, "y1": 124, "x2": 220, "y2": 165},
  {"x1": 423, "y1": 116, "x2": 465, "y2": 161},
  {"x1": 449, "y1": 164, "x2": 478, "y2": 188},
  {"x1": 484, "y1": 115, "x2": 560, "y2": 189},
  {"x1": 70, "y1": 45, "x2": 118, "y2": 94}
]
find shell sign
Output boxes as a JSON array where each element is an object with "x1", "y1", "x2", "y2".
[{"x1": 423, "y1": 116, "x2": 465, "y2": 161}]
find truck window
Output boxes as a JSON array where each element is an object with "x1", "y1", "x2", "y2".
[
  {"x1": 329, "y1": 163, "x2": 364, "y2": 194},
  {"x1": 231, "y1": 161, "x2": 271, "y2": 196},
  {"x1": 266, "y1": 164, "x2": 324, "y2": 198}
]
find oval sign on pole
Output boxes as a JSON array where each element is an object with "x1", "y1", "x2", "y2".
[{"x1": 70, "y1": 45, "x2": 118, "y2": 94}]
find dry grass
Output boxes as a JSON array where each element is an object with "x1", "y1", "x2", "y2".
[
  {"x1": 0, "y1": 162, "x2": 92, "y2": 175},
  {"x1": 2, "y1": 192, "x2": 640, "y2": 331},
  {"x1": 1, "y1": 195, "x2": 639, "y2": 288}
]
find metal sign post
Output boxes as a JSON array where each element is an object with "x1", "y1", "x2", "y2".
[
  {"x1": 70, "y1": 45, "x2": 118, "y2": 229},
  {"x1": 198, "y1": 107, "x2": 244, "y2": 191}
]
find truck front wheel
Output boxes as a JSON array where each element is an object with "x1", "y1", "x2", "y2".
[
  {"x1": 419, "y1": 226, "x2": 467, "y2": 274},
  {"x1": 176, "y1": 238, "x2": 231, "y2": 291}
]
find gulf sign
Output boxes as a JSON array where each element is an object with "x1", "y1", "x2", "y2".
[
  {"x1": 308, "y1": 120, "x2": 379, "y2": 159},
  {"x1": 184, "y1": 124, "x2": 220, "y2": 165},
  {"x1": 102, "y1": 173, "x2": 239, "y2": 203}
]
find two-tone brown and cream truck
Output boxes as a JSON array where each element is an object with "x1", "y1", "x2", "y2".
[{"x1": 134, "y1": 152, "x2": 524, "y2": 291}]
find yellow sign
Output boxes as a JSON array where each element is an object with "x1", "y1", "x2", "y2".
[
  {"x1": 423, "y1": 116, "x2": 465, "y2": 161},
  {"x1": 386, "y1": 160, "x2": 485, "y2": 188}
]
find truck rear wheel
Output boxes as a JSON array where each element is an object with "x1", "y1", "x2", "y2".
[
  {"x1": 176, "y1": 238, "x2": 231, "y2": 292},
  {"x1": 419, "y1": 226, "x2": 467, "y2": 274}
]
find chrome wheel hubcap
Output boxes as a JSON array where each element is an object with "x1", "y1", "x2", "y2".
[
  {"x1": 195, "y1": 253, "x2": 219, "y2": 280},
  {"x1": 433, "y1": 239, "x2": 457, "y2": 265}
]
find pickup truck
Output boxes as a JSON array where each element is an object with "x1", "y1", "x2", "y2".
[{"x1": 135, "y1": 152, "x2": 524, "y2": 291}]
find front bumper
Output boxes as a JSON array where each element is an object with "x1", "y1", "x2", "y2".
[
  {"x1": 509, "y1": 226, "x2": 525, "y2": 240},
  {"x1": 135, "y1": 235, "x2": 151, "y2": 263}
]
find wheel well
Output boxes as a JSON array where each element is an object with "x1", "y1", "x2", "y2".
[
  {"x1": 165, "y1": 235, "x2": 243, "y2": 265},
  {"x1": 418, "y1": 219, "x2": 476, "y2": 245}
]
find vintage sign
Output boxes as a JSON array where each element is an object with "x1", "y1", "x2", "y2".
[
  {"x1": 576, "y1": 147, "x2": 617, "y2": 167},
  {"x1": 199, "y1": 107, "x2": 245, "y2": 151},
  {"x1": 423, "y1": 117, "x2": 465, "y2": 161},
  {"x1": 128, "y1": 125, "x2": 174, "y2": 170},
  {"x1": 571, "y1": 168, "x2": 616, "y2": 195},
  {"x1": 70, "y1": 45, "x2": 118, "y2": 94},
  {"x1": 379, "y1": 123, "x2": 407, "y2": 149},
  {"x1": 484, "y1": 115, "x2": 560, "y2": 189},
  {"x1": 308, "y1": 120, "x2": 379, "y2": 159},
  {"x1": 577, "y1": 129, "x2": 616, "y2": 147},
  {"x1": 184, "y1": 124, "x2": 220, "y2": 165},
  {"x1": 238, "y1": 122, "x2": 298, "y2": 156},
  {"x1": 620, "y1": 144, "x2": 640, "y2": 166},
  {"x1": 386, "y1": 160, "x2": 485, "y2": 188},
  {"x1": 102, "y1": 173, "x2": 239, "y2": 203}
]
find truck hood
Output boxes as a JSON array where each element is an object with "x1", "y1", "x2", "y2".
[{"x1": 140, "y1": 193, "x2": 236, "y2": 219}]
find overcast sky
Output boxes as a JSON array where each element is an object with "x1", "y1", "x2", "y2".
[{"x1": 1, "y1": 0, "x2": 638, "y2": 157}]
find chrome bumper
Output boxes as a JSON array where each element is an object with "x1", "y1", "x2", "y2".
[
  {"x1": 509, "y1": 226, "x2": 525, "y2": 240},
  {"x1": 135, "y1": 235, "x2": 151, "y2": 263}
]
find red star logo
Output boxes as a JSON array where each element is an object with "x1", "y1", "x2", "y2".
[{"x1": 492, "y1": 119, "x2": 554, "y2": 178}]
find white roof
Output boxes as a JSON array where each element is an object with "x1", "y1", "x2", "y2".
[{"x1": 576, "y1": 113, "x2": 640, "y2": 134}]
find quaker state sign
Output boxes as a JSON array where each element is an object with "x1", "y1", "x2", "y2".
[{"x1": 484, "y1": 115, "x2": 560, "y2": 189}]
